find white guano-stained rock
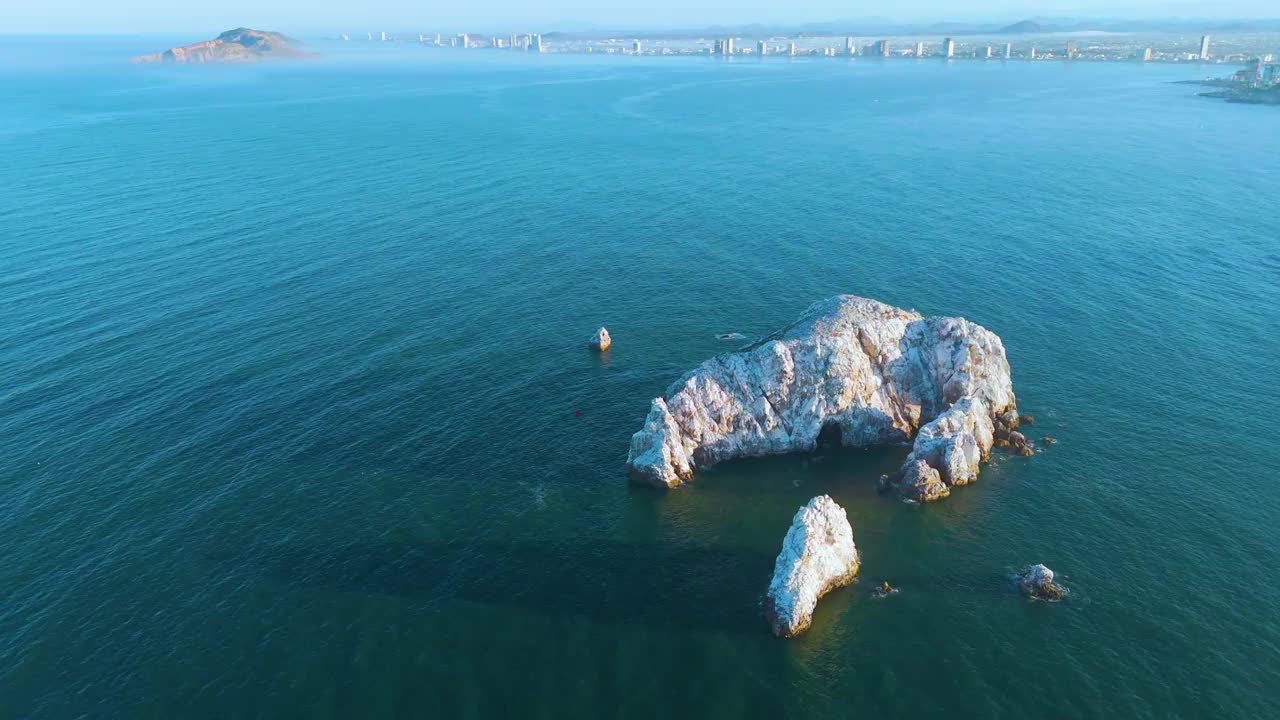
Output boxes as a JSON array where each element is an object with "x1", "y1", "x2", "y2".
[
  {"x1": 764, "y1": 495, "x2": 860, "y2": 638},
  {"x1": 625, "y1": 296, "x2": 1016, "y2": 498},
  {"x1": 898, "y1": 396, "x2": 995, "y2": 501},
  {"x1": 589, "y1": 327, "x2": 612, "y2": 352}
]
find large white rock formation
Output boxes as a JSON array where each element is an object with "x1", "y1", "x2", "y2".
[
  {"x1": 626, "y1": 296, "x2": 1016, "y2": 499},
  {"x1": 764, "y1": 495, "x2": 860, "y2": 638}
]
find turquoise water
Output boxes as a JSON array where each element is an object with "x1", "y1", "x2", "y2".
[{"x1": 3, "y1": 38, "x2": 1280, "y2": 718}]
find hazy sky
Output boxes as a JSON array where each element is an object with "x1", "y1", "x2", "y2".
[{"x1": 4, "y1": 0, "x2": 1276, "y2": 34}]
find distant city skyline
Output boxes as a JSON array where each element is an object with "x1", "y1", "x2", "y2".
[{"x1": 4, "y1": 1, "x2": 1280, "y2": 34}]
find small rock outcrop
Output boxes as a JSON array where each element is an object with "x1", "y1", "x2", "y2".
[
  {"x1": 763, "y1": 496, "x2": 860, "y2": 638},
  {"x1": 588, "y1": 327, "x2": 612, "y2": 352},
  {"x1": 1016, "y1": 564, "x2": 1066, "y2": 601},
  {"x1": 131, "y1": 28, "x2": 311, "y2": 64},
  {"x1": 872, "y1": 581, "x2": 899, "y2": 598},
  {"x1": 903, "y1": 458, "x2": 949, "y2": 502},
  {"x1": 1006, "y1": 430, "x2": 1034, "y2": 456},
  {"x1": 626, "y1": 296, "x2": 1017, "y2": 499}
]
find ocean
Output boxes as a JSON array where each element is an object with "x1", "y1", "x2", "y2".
[{"x1": 2, "y1": 36, "x2": 1279, "y2": 718}]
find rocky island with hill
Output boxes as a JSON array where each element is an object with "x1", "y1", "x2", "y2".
[{"x1": 131, "y1": 28, "x2": 312, "y2": 64}]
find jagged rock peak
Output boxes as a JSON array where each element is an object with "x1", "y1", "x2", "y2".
[{"x1": 763, "y1": 495, "x2": 860, "y2": 638}]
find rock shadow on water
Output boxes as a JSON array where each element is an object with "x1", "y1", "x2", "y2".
[
  {"x1": 239, "y1": 540, "x2": 775, "y2": 633},
  {"x1": 690, "y1": 442, "x2": 910, "y2": 498}
]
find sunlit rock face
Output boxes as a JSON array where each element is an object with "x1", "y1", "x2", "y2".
[
  {"x1": 626, "y1": 296, "x2": 1016, "y2": 497},
  {"x1": 588, "y1": 327, "x2": 612, "y2": 352},
  {"x1": 764, "y1": 495, "x2": 860, "y2": 639},
  {"x1": 898, "y1": 396, "x2": 995, "y2": 501}
]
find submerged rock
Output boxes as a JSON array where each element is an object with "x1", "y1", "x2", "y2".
[
  {"x1": 763, "y1": 496, "x2": 860, "y2": 638},
  {"x1": 1042, "y1": 437, "x2": 1058, "y2": 446},
  {"x1": 1016, "y1": 564, "x2": 1066, "y2": 601},
  {"x1": 626, "y1": 296, "x2": 1017, "y2": 494},
  {"x1": 588, "y1": 327, "x2": 612, "y2": 352},
  {"x1": 872, "y1": 580, "x2": 899, "y2": 598},
  {"x1": 1018, "y1": 413, "x2": 1036, "y2": 426},
  {"x1": 717, "y1": 332, "x2": 748, "y2": 341}
]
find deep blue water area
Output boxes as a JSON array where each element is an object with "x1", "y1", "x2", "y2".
[{"x1": 2, "y1": 38, "x2": 1279, "y2": 717}]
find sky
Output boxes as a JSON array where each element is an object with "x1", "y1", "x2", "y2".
[{"x1": 3, "y1": 0, "x2": 1277, "y2": 34}]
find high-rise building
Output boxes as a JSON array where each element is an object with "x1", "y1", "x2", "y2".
[
  {"x1": 983, "y1": 46, "x2": 993, "y2": 59},
  {"x1": 460, "y1": 33, "x2": 469, "y2": 48},
  {"x1": 757, "y1": 40, "x2": 767, "y2": 56},
  {"x1": 943, "y1": 38, "x2": 956, "y2": 58},
  {"x1": 532, "y1": 34, "x2": 543, "y2": 53},
  {"x1": 633, "y1": 40, "x2": 642, "y2": 54},
  {"x1": 789, "y1": 42, "x2": 797, "y2": 57},
  {"x1": 380, "y1": 31, "x2": 388, "y2": 42},
  {"x1": 845, "y1": 36, "x2": 855, "y2": 55},
  {"x1": 876, "y1": 40, "x2": 890, "y2": 57},
  {"x1": 435, "y1": 34, "x2": 443, "y2": 46},
  {"x1": 1200, "y1": 35, "x2": 1212, "y2": 60},
  {"x1": 1004, "y1": 43, "x2": 1013, "y2": 59},
  {"x1": 714, "y1": 39, "x2": 724, "y2": 55},
  {"x1": 726, "y1": 38, "x2": 735, "y2": 56},
  {"x1": 915, "y1": 42, "x2": 925, "y2": 57},
  {"x1": 1030, "y1": 47, "x2": 1037, "y2": 60},
  {"x1": 1141, "y1": 47, "x2": 1153, "y2": 63},
  {"x1": 1066, "y1": 41, "x2": 1078, "y2": 60}
]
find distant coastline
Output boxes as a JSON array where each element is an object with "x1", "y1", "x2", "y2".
[
  {"x1": 1182, "y1": 59, "x2": 1280, "y2": 105},
  {"x1": 1199, "y1": 85, "x2": 1280, "y2": 105},
  {"x1": 323, "y1": 24, "x2": 1277, "y2": 67}
]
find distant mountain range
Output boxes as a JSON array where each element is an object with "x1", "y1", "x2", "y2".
[{"x1": 998, "y1": 20, "x2": 1049, "y2": 34}]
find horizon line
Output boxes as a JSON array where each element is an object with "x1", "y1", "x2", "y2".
[{"x1": 4, "y1": 14, "x2": 1280, "y2": 36}]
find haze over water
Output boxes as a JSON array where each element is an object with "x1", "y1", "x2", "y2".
[{"x1": 3, "y1": 38, "x2": 1279, "y2": 718}]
